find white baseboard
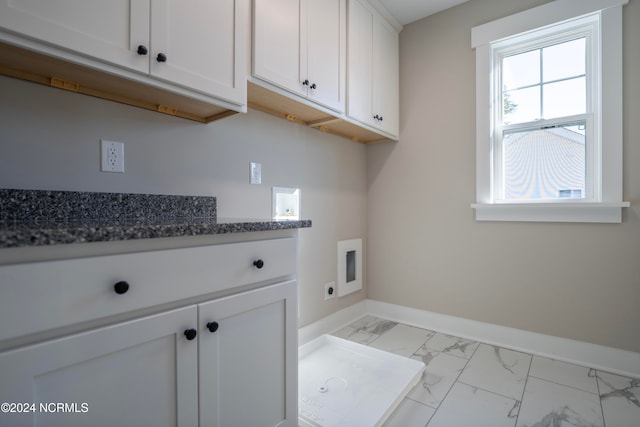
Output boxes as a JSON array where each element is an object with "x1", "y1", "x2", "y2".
[
  {"x1": 298, "y1": 300, "x2": 368, "y2": 346},
  {"x1": 299, "y1": 299, "x2": 640, "y2": 379}
]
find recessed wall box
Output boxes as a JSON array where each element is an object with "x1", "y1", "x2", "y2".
[
  {"x1": 272, "y1": 187, "x2": 300, "y2": 220},
  {"x1": 337, "y1": 239, "x2": 362, "y2": 297}
]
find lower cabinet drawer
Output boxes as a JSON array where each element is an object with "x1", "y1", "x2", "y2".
[{"x1": 0, "y1": 237, "x2": 296, "y2": 343}]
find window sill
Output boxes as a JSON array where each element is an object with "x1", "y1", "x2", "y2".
[{"x1": 471, "y1": 202, "x2": 631, "y2": 223}]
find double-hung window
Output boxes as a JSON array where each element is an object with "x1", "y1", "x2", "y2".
[
  {"x1": 471, "y1": 0, "x2": 630, "y2": 223},
  {"x1": 498, "y1": 27, "x2": 592, "y2": 202}
]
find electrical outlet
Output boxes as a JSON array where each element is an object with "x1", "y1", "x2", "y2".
[
  {"x1": 101, "y1": 140, "x2": 125, "y2": 173},
  {"x1": 324, "y1": 282, "x2": 336, "y2": 301}
]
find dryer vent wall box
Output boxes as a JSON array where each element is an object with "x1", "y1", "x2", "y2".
[{"x1": 337, "y1": 239, "x2": 362, "y2": 297}]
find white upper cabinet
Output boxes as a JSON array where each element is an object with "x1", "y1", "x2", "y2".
[
  {"x1": 347, "y1": 0, "x2": 374, "y2": 128},
  {"x1": 0, "y1": 0, "x2": 150, "y2": 73},
  {"x1": 305, "y1": 0, "x2": 346, "y2": 111},
  {"x1": 253, "y1": 0, "x2": 304, "y2": 97},
  {"x1": 253, "y1": 0, "x2": 346, "y2": 112},
  {"x1": 347, "y1": 0, "x2": 399, "y2": 137},
  {"x1": 0, "y1": 0, "x2": 246, "y2": 106},
  {"x1": 372, "y1": 13, "x2": 399, "y2": 136},
  {"x1": 151, "y1": 0, "x2": 246, "y2": 105}
]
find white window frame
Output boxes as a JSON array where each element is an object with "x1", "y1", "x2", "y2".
[{"x1": 471, "y1": 0, "x2": 630, "y2": 223}]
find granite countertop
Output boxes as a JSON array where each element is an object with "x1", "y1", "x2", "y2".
[{"x1": 0, "y1": 189, "x2": 311, "y2": 248}]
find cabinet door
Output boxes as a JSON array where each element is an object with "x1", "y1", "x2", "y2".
[
  {"x1": 0, "y1": 0, "x2": 149, "y2": 74},
  {"x1": 0, "y1": 306, "x2": 198, "y2": 427},
  {"x1": 151, "y1": 0, "x2": 247, "y2": 104},
  {"x1": 199, "y1": 281, "x2": 298, "y2": 427},
  {"x1": 347, "y1": 0, "x2": 374, "y2": 126},
  {"x1": 253, "y1": 0, "x2": 305, "y2": 97},
  {"x1": 306, "y1": 0, "x2": 346, "y2": 112},
  {"x1": 347, "y1": 0, "x2": 399, "y2": 137},
  {"x1": 372, "y1": 14, "x2": 399, "y2": 136}
]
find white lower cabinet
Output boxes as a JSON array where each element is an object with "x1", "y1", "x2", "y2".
[
  {"x1": 0, "y1": 305, "x2": 199, "y2": 427},
  {"x1": 0, "y1": 237, "x2": 299, "y2": 427},
  {"x1": 0, "y1": 280, "x2": 297, "y2": 427},
  {"x1": 199, "y1": 280, "x2": 297, "y2": 427}
]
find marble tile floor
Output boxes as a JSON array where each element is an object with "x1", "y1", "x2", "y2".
[{"x1": 331, "y1": 315, "x2": 640, "y2": 427}]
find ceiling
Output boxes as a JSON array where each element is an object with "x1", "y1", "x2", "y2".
[{"x1": 379, "y1": 0, "x2": 470, "y2": 26}]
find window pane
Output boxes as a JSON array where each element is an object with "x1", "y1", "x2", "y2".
[
  {"x1": 503, "y1": 49, "x2": 540, "y2": 90},
  {"x1": 543, "y1": 77, "x2": 586, "y2": 118},
  {"x1": 543, "y1": 38, "x2": 585, "y2": 82},
  {"x1": 502, "y1": 123, "x2": 585, "y2": 201},
  {"x1": 503, "y1": 86, "x2": 540, "y2": 124}
]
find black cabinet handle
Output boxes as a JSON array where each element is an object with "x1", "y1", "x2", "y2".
[
  {"x1": 253, "y1": 259, "x2": 264, "y2": 269},
  {"x1": 310, "y1": 83, "x2": 317, "y2": 89},
  {"x1": 156, "y1": 53, "x2": 167, "y2": 63},
  {"x1": 206, "y1": 322, "x2": 219, "y2": 333},
  {"x1": 113, "y1": 281, "x2": 130, "y2": 295},
  {"x1": 302, "y1": 79, "x2": 309, "y2": 86},
  {"x1": 137, "y1": 45, "x2": 148, "y2": 55},
  {"x1": 184, "y1": 329, "x2": 197, "y2": 341}
]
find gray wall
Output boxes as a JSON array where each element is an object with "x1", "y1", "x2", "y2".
[
  {"x1": 367, "y1": 0, "x2": 640, "y2": 352},
  {"x1": 0, "y1": 76, "x2": 368, "y2": 327}
]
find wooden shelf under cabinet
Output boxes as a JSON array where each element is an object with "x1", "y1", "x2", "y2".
[
  {"x1": 1, "y1": 41, "x2": 395, "y2": 144},
  {"x1": 0, "y1": 41, "x2": 238, "y2": 123},
  {"x1": 248, "y1": 81, "x2": 393, "y2": 144}
]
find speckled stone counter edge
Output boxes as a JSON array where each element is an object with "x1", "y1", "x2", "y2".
[
  {"x1": 0, "y1": 189, "x2": 311, "y2": 248},
  {"x1": 0, "y1": 189, "x2": 217, "y2": 225}
]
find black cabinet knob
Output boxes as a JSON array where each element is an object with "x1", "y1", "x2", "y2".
[
  {"x1": 206, "y1": 322, "x2": 219, "y2": 333},
  {"x1": 302, "y1": 79, "x2": 310, "y2": 86},
  {"x1": 113, "y1": 281, "x2": 130, "y2": 295},
  {"x1": 137, "y1": 45, "x2": 148, "y2": 55},
  {"x1": 310, "y1": 83, "x2": 317, "y2": 89},
  {"x1": 379, "y1": 116, "x2": 384, "y2": 122},
  {"x1": 184, "y1": 329, "x2": 197, "y2": 341},
  {"x1": 253, "y1": 259, "x2": 264, "y2": 269},
  {"x1": 156, "y1": 52, "x2": 167, "y2": 63}
]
